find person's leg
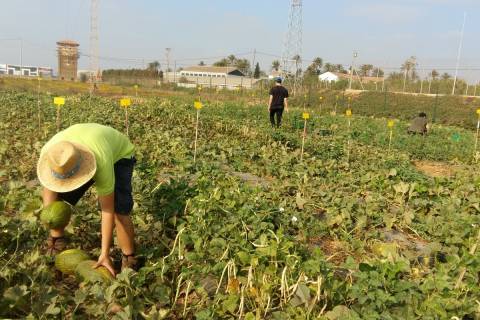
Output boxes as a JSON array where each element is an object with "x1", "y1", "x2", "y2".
[
  {"x1": 269, "y1": 109, "x2": 276, "y2": 127},
  {"x1": 276, "y1": 108, "x2": 284, "y2": 127},
  {"x1": 115, "y1": 214, "x2": 135, "y2": 255},
  {"x1": 113, "y1": 157, "x2": 137, "y2": 268}
]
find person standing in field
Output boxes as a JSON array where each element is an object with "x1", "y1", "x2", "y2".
[
  {"x1": 408, "y1": 112, "x2": 428, "y2": 135},
  {"x1": 37, "y1": 123, "x2": 137, "y2": 276},
  {"x1": 268, "y1": 77, "x2": 289, "y2": 128}
]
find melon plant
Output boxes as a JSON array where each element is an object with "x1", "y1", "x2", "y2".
[
  {"x1": 75, "y1": 260, "x2": 114, "y2": 283},
  {"x1": 40, "y1": 201, "x2": 72, "y2": 229},
  {"x1": 55, "y1": 249, "x2": 90, "y2": 275}
]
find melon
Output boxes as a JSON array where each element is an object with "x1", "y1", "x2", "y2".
[
  {"x1": 55, "y1": 249, "x2": 90, "y2": 275},
  {"x1": 40, "y1": 201, "x2": 72, "y2": 229},
  {"x1": 75, "y1": 260, "x2": 114, "y2": 283}
]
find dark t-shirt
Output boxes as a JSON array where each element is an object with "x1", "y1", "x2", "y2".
[
  {"x1": 269, "y1": 85, "x2": 289, "y2": 109},
  {"x1": 408, "y1": 117, "x2": 428, "y2": 133}
]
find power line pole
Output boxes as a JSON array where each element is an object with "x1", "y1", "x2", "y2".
[
  {"x1": 250, "y1": 48, "x2": 256, "y2": 89},
  {"x1": 89, "y1": 0, "x2": 100, "y2": 89},
  {"x1": 349, "y1": 51, "x2": 357, "y2": 90},
  {"x1": 452, "y1": 12, "x2": 467, "y2": 95},
  {"x1": 20, "y1": 38, "x2": 23, "y2": 74},
  {"x1": 165, "y1": 48, "x2": 171, "y2": 83},
  {"x1": 282, "y1": 0, "x2": 302, "y2": 96}
]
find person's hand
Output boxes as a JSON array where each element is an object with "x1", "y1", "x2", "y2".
[{"x1": 95, "y1": 254, "x2": 115, "y2": 277}]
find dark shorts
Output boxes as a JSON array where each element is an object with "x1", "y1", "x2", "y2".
[{"x1": 58, "y1": 157, "x2": 136, "y2": 215}]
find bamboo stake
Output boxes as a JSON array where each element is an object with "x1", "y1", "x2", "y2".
[
  {"x1": 474, "y1": 110, "x2": 480, "y2": 162},
  {"x1": 56, "y1": 106, "x2": 61, "y2": 131},
  {"x1": 193, "y1": 101, "x2": 202, "y2": 163},
  {"x1": 125, "y1": 107, "x2": 129, "y2": 137},
  {"x1": 37, "y1": 77, "x2": 41, "y2": 130}
]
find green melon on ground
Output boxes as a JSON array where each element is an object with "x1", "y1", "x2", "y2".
[
  {"x1": 55, "y1": 249, "x2": 90, "y2": 275},
  {"x1": 75, "y1": 260, "x2": 114, "y2": 283},
  {"x1": 40, "y1": 201, "x2": 72, "y2": 229}
]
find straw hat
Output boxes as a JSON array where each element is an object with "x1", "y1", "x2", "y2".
[{"x1": 37, "y1": 141, "x2": 96, "y2": 193}]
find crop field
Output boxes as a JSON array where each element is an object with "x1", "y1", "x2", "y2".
[{"x1": 2, "y1": 90, "x2": 480, "y2": 319}]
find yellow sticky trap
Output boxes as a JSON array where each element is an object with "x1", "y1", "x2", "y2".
[
  {"x1": 388, "y1": 120, "x2": 395, "y2": 128},
  {"x1": 335, "y1": 95, "x2": 339, "y2": 100},
  {"x1": 346, "y1": 109, "x2": 352, "y2": 117},
  {"x1": 54, "y1": 97, "x2": 65, "y2": 106},
  {"x1": 198, "y1": 85, "x2": 202, "y2": 91},
  {"x1": 320, "y1": 96, "x2": 324, "y2": 101},
  {"x1": 304, "y1": 94, "x2": 307, "y2": 99},
  {"x1": 476, "y1": 108, "x2": 480, "y2": 115},
  {"x1": 120, "y1": 98, "x2": 131, "y2": 107},
  {"x1": 302, "y1": 112, "x2": 310, "y2": 120},
  {"x1": 134, "y1": 85, "x2": 138, "y2": 89},
  {"x1": 348, "y1": 97, "x2": 352, "y2": 101},
  {"x1": 194, "y1": 101, "x2": 203, "y2": 110}
]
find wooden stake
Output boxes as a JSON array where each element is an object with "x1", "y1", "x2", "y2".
[
  {"x1": 193, "y1": 108, "x2": 200, "y2": 163},
  {"x1": 388, "y1": 129, "x2": 393, "y2": 152},
  {"x1": 347, "y1": 118, "x2": 351, "y2": 162},
  {"x1": 37, "y1": 77, "x2": 41, "y2": 130},
  {"x1": 125, "y1": 107, "x2": 129, "y2": 137},
  {"x1": 56, "y1": 106, "x2": 61, "y2": 131},
  {"x1": 474, "y1": 111, "x2": 480, "y2": 161}
]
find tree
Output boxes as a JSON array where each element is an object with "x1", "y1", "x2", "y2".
[
  {"x1": 372, "y1": 67, "x2": 384, "y2": 77},
  {"x1": 305, "y1": 57, "x2": 323, "y2": 76},
  {"x1": 400, "y1": 56, "x2": 418, "y2": 80},
  {"x1": 253, "y1": 62, "x2": 261, "y2": 79},
  {"x1": 359, "y1": 64, "x2": 374, "y2": 77},
  {"x1": 441, "y1": 72, "x2": 452, "y2": 80},
  {"x1": 335, "y1": 64, "x2": 347, "y2": 74},
  {"x1": 431, "y1": 69, "x2": 439, "y2": 80},
  {"x1": 323, "y1": 63, "x2": 335, "y2": 72},
  {"x1": 198, "y1": 61, "x2": 206, "y2": 66},
  {"x1": 147, "y1": 61, "x2": 160, "y2": 72},
  {"x1": 271, "y1": 60, "x2": 280, "y2": 71},
  {"x1": 213, "y1": 55, "x2": 250, "y2": 75}
]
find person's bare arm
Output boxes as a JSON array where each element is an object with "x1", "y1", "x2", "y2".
[
  {"x1": 95, "y1": 193, "x2": 116, "y2": 276},
  {"x1": 284, "y1": 98, "x2": 289, "y2": 112},
  {"x1": 42, "y1": 187, "x2": 58, "y2": 206},
  {"x1": 268, "y1": 95, "x2": 273, "y2": 111}
]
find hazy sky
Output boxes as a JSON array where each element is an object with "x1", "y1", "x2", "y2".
[{"x1": 1, "y1": 0, "x2": 480, "y2": 79}]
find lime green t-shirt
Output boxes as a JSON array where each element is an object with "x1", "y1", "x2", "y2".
[{"x1": 41, "y1": 123, "x2": 135, "y2": 196}]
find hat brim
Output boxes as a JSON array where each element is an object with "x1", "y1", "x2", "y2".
[{"x1": 37, "y1": 141, "x2": 97, "y2": 193}]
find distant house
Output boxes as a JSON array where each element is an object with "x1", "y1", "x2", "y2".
[
  {"x1": 268, "y1": 70, "x2": 282, "y2": 80},
  {"x1": 319, "y1": 71, "x2": 383, "y2": 84},
  {"x1": 166, "y1": 65, "x2": 256, "y2": 89},
  {"x1": 319, "y1": 72, "x2": 340, "y2": 82},
  {"x1": 180, "y1": 66, "x2": 245, "y2": 78},
  {"x1": 0, "y1": 64, "x2": 53, "y2": 77}
]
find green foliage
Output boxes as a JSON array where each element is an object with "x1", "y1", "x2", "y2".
[{"x1": 1, "y1": 91, "x2": 480, "y2": 318}]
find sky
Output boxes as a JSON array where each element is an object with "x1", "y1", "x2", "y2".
[{"x1": 1, "y1": 0, "x2": 480, "y2": 80}]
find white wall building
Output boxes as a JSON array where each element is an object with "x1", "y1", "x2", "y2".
[
  {"x1": 164, "y1": 65, "x2": 259, "y2": 89},
  {"x1": 319, "y1": 72, "x2": 340, "y2": 82},
  {"x1": 0, "y1": 64, "x2": 53, "y2": 77}
]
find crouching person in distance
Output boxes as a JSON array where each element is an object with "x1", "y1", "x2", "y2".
[
  {"x1": 37, "y1": 123, "x2": 137, "y2": 276},
  {"x1": 408, "y1": 112, "x2": 428, "y2": 135}
]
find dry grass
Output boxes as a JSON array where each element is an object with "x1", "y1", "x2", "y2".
[{"x1": 413, "y1": 160, "x2": 459, "y2": 178}]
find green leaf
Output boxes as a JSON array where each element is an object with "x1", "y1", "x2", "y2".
[
  {"x1": 325, "y1": 305, "x2": 359, "y2": 320},
  {"x1": 221, "y1": 294, "x2": 239, "y2": 314}
]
